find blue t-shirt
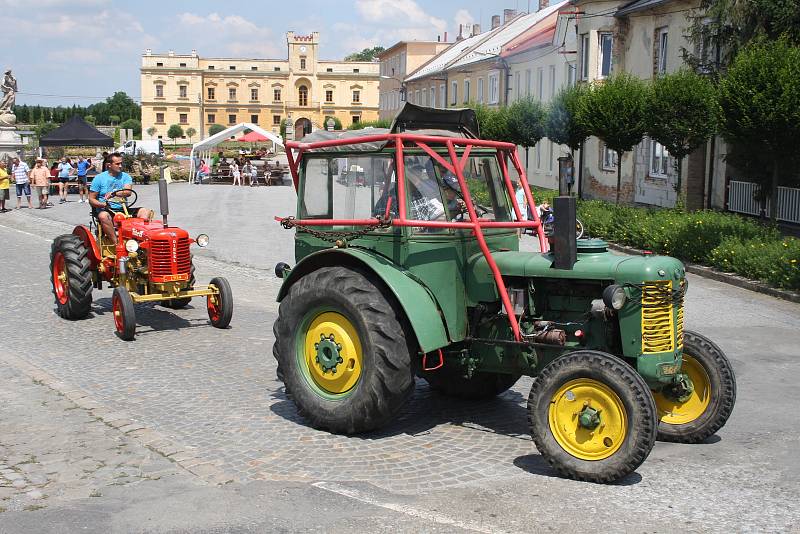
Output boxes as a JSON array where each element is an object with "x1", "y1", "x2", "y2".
[
  {"x1": 90, "y1": 171, "x2": 133, "y2": 210},
  {"x1": 77, "y1": 160, "x2": 91, "y2": 176}
]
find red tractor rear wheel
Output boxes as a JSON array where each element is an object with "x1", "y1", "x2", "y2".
[{"x1": 50, "y1": 234, "x2": 93, "y2": 319}]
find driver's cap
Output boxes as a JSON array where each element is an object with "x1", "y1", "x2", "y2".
[{"x1": 442, "y1": 174, "x2": 461, "y2": 193}]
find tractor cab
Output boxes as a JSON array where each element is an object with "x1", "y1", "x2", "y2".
[{"x1": 272, "y1": 103, "x2": 735, "y2": 484}]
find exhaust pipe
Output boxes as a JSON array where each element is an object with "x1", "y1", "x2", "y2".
[
  {"x1": 552, "y1": 196, "x2": 577, "y2": 270},
  {"x1": 158, "y1": 170, "x2": 169, "y2": 227}
]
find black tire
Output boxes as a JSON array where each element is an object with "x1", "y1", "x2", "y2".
[
  {"x1": 527, "y1": 350, "x2": 657, "y2": 483},
  {"x1": 161, "y1": 261, "x2": 195, "y2": 309},
  {"x1": 273, "y1": 266, "x2": 415, "y2": 434},
  {"x1": 112, "y1": 286, "x2": 136, "y2": 341},
  {"x1": 653, "y1": 331, "x2": 736, "y2": 443},
  {"x1": 422, "y1": 363, "x2": 520, "y2": 400},
  {"x1": 207, "y1": 276, "x2": 233, "y2": 328},
  {"x1": 50, "y1": 234, "x2": 93, "y2": 320}
]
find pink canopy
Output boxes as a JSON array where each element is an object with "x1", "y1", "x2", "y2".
[{"x1": 237, "y1": 131, "x2": 269, "y2": 142}]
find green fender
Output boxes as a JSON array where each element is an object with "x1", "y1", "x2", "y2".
[{"x1": 277, "y1": 248, "x2": 450, "y2": 353}]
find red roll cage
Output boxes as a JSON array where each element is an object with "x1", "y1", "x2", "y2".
[{"x1": 279, "y1": 132, "x2": 548, "y2": 342}]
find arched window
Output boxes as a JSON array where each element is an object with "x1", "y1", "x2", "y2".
[{"x1": 298, "y1": 85, "x2": 308, "y2": 106}]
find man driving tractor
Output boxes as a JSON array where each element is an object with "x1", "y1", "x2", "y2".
[{"x1": 88, "y1": 152, "x2": 151, "y2": 244}]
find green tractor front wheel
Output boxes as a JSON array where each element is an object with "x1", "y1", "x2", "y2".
[
  {"x1": 527, "y1": 350, "x2": 657, "y2": 483},
  {"x1": 652, "y1": 330, "x2": 736, "y2": 443},
  {"x1": 273, "y1": 266, "x2": 415, "y2": 434}
]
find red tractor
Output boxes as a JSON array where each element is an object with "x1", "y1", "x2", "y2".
[{"x1": 49, "y1": 180, "x2": 233, "y2": 340}]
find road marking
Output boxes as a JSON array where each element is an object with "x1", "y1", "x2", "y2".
[{"x1": 312, "y1": 481, "x2": 508, "y2": 534}]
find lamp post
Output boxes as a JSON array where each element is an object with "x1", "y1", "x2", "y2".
[{"x1": 285, "y1": 112, "x2": 294, "y2": 142}]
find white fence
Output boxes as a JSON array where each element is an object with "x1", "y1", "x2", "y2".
[{"x1": 727, "y1": 181, "x2": 800, "y2": 224}]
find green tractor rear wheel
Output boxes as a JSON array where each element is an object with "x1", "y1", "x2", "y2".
[
  {"x1": 652, "y1": 330, "x2": 736, "y2": 443},
  {"x1": 422, "y1": 364, "x2": 520, "y2": 400},
  {"x1": 527, "y1": 350, "x2": 657, "y2": 483},
  {"x1": 273, "y1": 266, "x2": 415, "y2": 434}
]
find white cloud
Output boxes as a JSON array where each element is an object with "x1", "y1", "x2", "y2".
[
  {"x1": 355, "y1": 0, "x2": 446, "y2": 33},
  {"x1": 175, "y1": 12, "x2": 281, "y2": 58},
  {"x1": 454, "y1": 9, "x2": 475, "y2": 31}
]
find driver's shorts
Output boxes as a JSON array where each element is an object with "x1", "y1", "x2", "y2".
[{"x1": 92, "y1": 205, "x2": 129, "y2": 218}]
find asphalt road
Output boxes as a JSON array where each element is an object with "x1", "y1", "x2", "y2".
[{"x1": 0, "y1": 182, "x2": 798, "y2": 533}]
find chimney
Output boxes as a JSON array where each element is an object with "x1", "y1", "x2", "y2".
[
  {"x1": 472, "y1": 24, "x2": 481, "y2": 36},
  {"x1": 504, "y1": 9, "x2": 517, "y2": 24},
  {"x1": 444, "y1": 31, "x2": 448, "y2": 41},
  {"x1": 538, "y1": 0, "x2": 549, "y2": 10},
  {"x1": 491, "y1": 15, "x2": 501, "y2": 29},
  {"x1": 437, "y1": 35, "x2": 441, "y2": 42},
  {"x1": 456, "y1": 24, "x2": 464, "y2": 41},
  {"x1": 168, "y1": 50, "x2": 174, "y2": 57}
]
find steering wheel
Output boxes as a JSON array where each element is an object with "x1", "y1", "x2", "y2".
[{"x1": 106, "y1": 188, "x2": 138, "y2": 210}]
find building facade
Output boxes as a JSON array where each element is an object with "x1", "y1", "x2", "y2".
[
  {"x1": 140, "y1": 32, "x2": 380, "y2": 142},
  {"x1": 377, "y1": 40, "x2": 451, "y2": 121}
]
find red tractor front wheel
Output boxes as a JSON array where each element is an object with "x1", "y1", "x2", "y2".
[
  {"x1": 207, "y1": 277, "x2": 233, "y2": 329},
  {"x1": 112, "y1": 287, "x2": 136, "y2": 341}
]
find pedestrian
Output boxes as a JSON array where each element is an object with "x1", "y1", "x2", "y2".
[
  {"x1": 0, "y1": 160, "x2": 10, "y2": 212},
  {"x1": 76, "y1": 155, "x2": 93, "y2": 203},
  {"x1": 30, "y1": 158, "x2": 51, "y2": 208},
  {"x1": 11, "y1": 157, "x2": 32, "y2": 209},
  {"x1": 57, "y1": 157, "x2": 74, "y2": 203},
  {"x1": 230, "y1": 159, "x2": 241, "y2": 186},
  {"x1": 100, "y1": 151, "x2": 110, "y2": 172},
  {"x1": 242, "y1": 160, "x2": 254, "y2": 186}
]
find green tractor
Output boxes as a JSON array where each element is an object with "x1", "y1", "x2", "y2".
[{"x1": 272, "y1": 104, "x2": 735, "y2": 483}]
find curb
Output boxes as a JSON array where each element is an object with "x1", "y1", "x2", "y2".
[{"x1": 607, "y1": 243, "x2": 800, "y2": 304}]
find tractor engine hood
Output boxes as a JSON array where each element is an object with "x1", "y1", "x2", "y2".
[
  {"x1": 118, "y1": 220, "x2": 189, "y2": 242},
  {"x1": 466, "y1": 241, "x2": 685, "y2": 301}
]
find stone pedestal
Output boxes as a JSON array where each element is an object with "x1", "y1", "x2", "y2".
[{"x1": 0, "y1": 125, "x2": 23, "y2": 160}]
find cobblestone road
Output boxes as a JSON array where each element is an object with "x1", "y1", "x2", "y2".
[{"x1": 1, "y1": 185, "x2": 799, "y2": 532}]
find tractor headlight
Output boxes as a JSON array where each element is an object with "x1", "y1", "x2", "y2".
[
  {"x1": 196, "y1": 234, "x2": 209, "y2": 247},
  {"x1": 125, "y1": 239, "x2": 139, "y2": 253},
  {"x1": 602, "y1": 284, "x2": 627, "y2": 310}
]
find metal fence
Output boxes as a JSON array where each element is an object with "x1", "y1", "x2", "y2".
[{"x1": 727, "y1": 181, "x2": 800, "y2": 224}]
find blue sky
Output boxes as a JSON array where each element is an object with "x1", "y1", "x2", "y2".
[{"x1": 5, "y1": 0, "x2": 536, "y2": 108}]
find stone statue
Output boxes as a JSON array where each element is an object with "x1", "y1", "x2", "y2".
[{"x1": 0, "y1": 69, "x2": 17, "y2": 113}]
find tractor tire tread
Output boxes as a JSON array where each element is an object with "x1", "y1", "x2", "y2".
[{"x1": 51, "y1": 234, "x2": 93, "y2": 320}]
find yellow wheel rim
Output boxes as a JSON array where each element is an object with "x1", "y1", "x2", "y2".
[
  {"x1": 303, "y1": 312, "x2": 362, "y2": 395},
  {"x1": 548, "y1": 379, "x2": 627, "y2": 461},
  {"x1": 653, "y1": 355, "x2": 711, "y2": 425}
]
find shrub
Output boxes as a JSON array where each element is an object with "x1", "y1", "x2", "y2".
[{"x1": 709, "y1": 236, "x2": 800, "y2": 290}]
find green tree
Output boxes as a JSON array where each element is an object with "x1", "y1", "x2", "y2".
[
  {"x1": 323, "y1": 115, "x2": 342, "y2": 130},
  {"x1": 185, "y1": 127, "x2": 197, "y2": 142},
  {"x1": 581, "y1": 74, "x2": 649, "y2": 204},
  {"x1": 146, "y1": 126, "x2": 157, "y2": 138},
  {"x1": 109, "y1": 115, "x2": 121, "y2": 126},
  {"x1": 349, "y1": 118, "x2": 392, "y2": 130},
  {"x1": 717, "y1": 38, "x2": 800, "y2": 220},
  {"x1": 507, "y1": 97, "x2": 547, "y2": 171},
  {"x1": 344, "y1": 46, "x2": 385, "y2": 62},
  {"x1": 36, "y1": 122, "x2": 58, "y2": 139},
  {"x1": 646, "y1": 69, "x2": 718, "y2": 200},
  {"x1": 685, "y1": 0, "x2": 800, "y2": 74},
  {"x1": 208, "y1": 123, "x2": 225, "y2": 136},
  {"x1": 85, "y1": 115, "x2": 97, "y2": 125},
  {"x1": 472, "y1": 104, "x2": 510, "y2": 141},
  {"x1": 546, "y1": 84, "x2": 591, "y2": 197},
  {"x1": 167, "y1": 124, "x2": 184, "y2": 145},
  {"x1": 119, "y1": 118, "x2": 142, "y2": 138},
  {"x1": 280, "y1": 119, "x2": 287, "y2": 140}
]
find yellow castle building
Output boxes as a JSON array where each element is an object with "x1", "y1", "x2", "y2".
[{"x1": 140, "y1": 32, "x2": 379, "y2": 142}]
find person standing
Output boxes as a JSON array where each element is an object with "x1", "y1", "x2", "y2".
[
  {"x1": 57, "y1": 157, "x2": 74, "y2": 203},
  {"x1": 0, "y1": 160, "x2": 10, "y2": 212},
  {"x1": 230, "y1": 159, "x2": 241, "y2": 186},
  {"x1": 76, "y1": 156, "x2": 93, "y2": 203},
  {"x1": 11, "y1": 157, "x2": 32, "y2": 209},
  {"x1": 30, "y1": 158, "x2": 51, "y2": 208}
]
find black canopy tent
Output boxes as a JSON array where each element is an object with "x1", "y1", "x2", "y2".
[{"x1": 39, "y1": 115, "x2": 114, "y2": 147}]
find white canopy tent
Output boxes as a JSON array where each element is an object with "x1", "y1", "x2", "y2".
[{"x1": 189, "y1": 123, "x2": 284, "y2": 183}]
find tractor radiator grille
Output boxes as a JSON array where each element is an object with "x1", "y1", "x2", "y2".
[
  {"x1": 641, "y1": 280, "x2": 675, "y2": 354},
  {"x1": 149, "y1": 237, "x2": 191, "y2": 280},
  {"x1": 676, "y1": 279, "x2": 685, "y2": 349}
]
